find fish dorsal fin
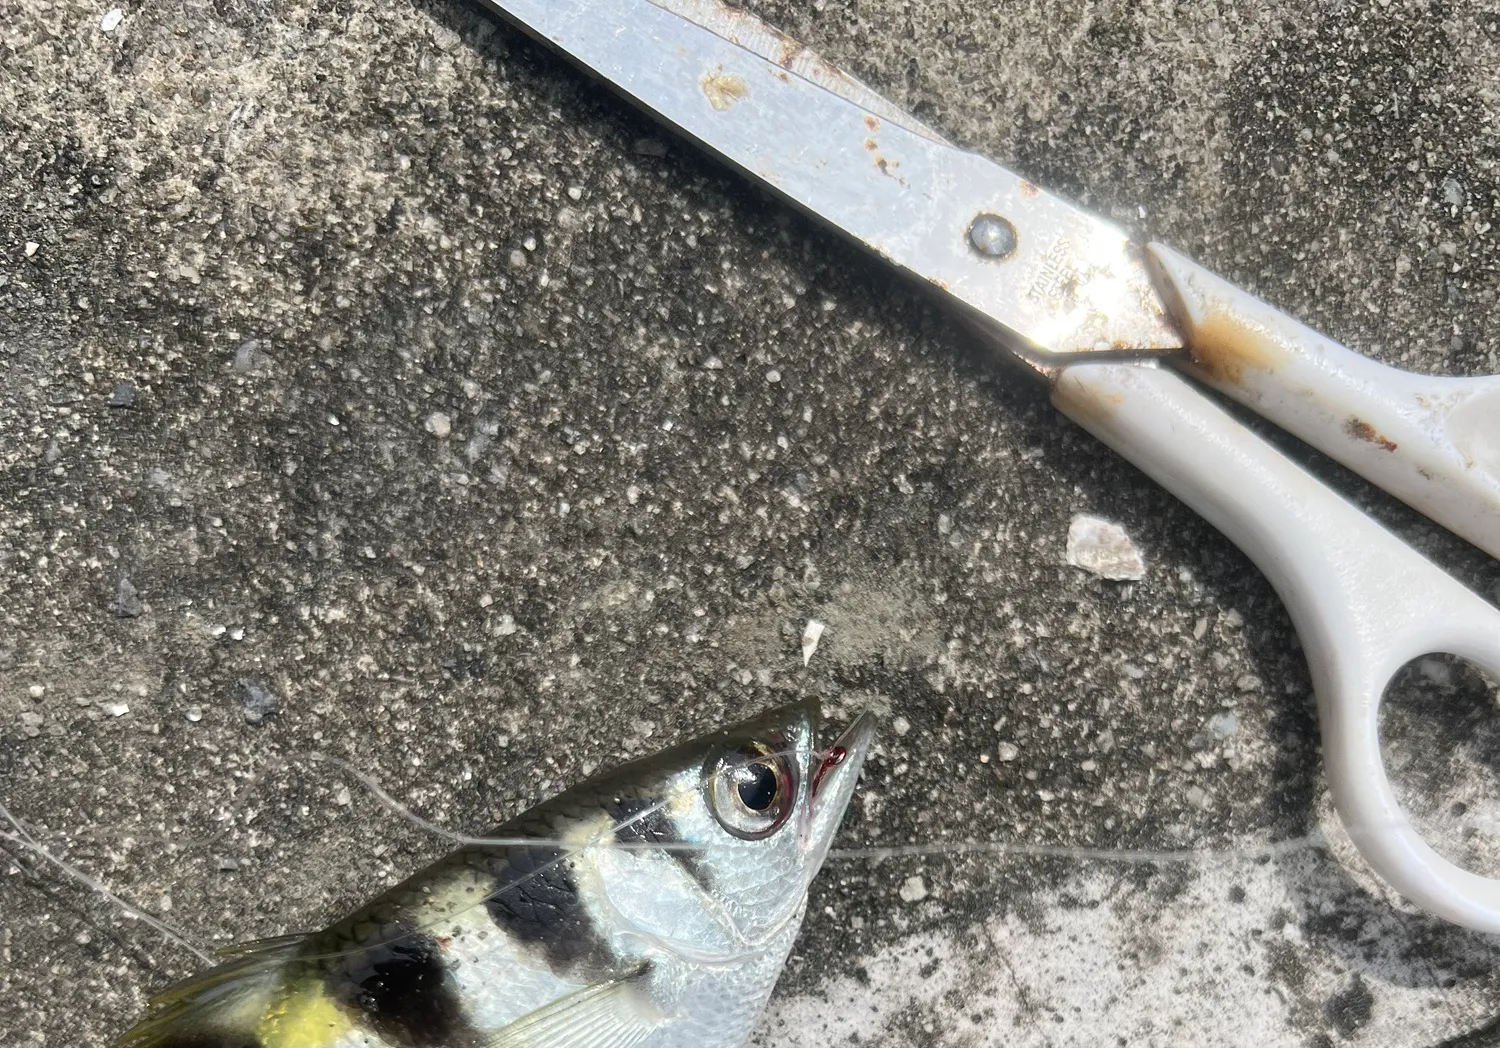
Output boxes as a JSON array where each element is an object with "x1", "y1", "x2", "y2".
[
  {"x1": 485, "y1": 969, "x2": 666, "y2": 1048},
  {"x1": 118, "y1": 934, "x2": 305, "y2": 1047}
]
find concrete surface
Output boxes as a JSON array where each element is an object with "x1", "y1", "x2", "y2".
[{"x1": 2, "y1": 0, "x2": 1499, "y2": 1045}]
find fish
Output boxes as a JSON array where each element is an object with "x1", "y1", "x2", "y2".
[{"x1": 120, "y1": 699, "x2": 875, "y2": 1048}]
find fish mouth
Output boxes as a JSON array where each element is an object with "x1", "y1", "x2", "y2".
[{"x1": 801, "y1": 710, "x2": 877, "y2": 875}]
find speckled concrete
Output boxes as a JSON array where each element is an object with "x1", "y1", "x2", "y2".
[{"x1": 2, "y1": 1, "x2": 1498, "y2": 1045}]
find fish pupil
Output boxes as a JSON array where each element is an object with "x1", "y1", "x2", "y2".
[{"x1": 737, "y1": 762, "x2": 778, "y2": 811}]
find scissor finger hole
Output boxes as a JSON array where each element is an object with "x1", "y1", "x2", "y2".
[{"x1": 1379, "y1": 654, "x2": 1500, "y2": 879}]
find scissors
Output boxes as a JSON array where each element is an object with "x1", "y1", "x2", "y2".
[{"x1": 473, "y1": 0, "x2": 1500, "y2": 932}]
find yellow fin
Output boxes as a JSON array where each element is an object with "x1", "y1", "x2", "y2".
[
  {"x1": 256, "y1": 980, "x2": 355, "y2": 1048},
  {"x1": 118, "y1": 934, "x2": 304, "y2": 1047}
]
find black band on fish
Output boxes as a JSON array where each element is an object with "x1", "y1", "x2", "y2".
[
  {"x1": 326, "y1": 924, "x2": 479, "y2": 1048},
  {"x1": 483, "y1": 846, "x2": 614, "y2": 976},
  {"x1": 610, "y1": 796, "x2": 715, "y2": 894}
]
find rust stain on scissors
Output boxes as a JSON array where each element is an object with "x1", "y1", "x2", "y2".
[
  {"x1": 1186, "y1": 309, "x2": 1280, "y2": 385},
  {"x1": 861, "y1": 137, "x2": 904, "y2": 182},
  {"x1": 1345, "y1": 418, "x2": 1399, "y2": 452},
  {"x1": 701, "y1": 67, "x2": 749, "y2": 111}
]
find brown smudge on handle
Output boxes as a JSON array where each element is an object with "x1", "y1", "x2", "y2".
[
  {"x1": 1345, "y1": 418, "x2": 1398, "y2": 452},
  {"x1": 701, "y1": 69, "x2": 749, "y2": 111},
  {"x1": 1019, "y1": 180, "x2": 1040, "y2": 198},
  {"x1": 865, "y1": 138, "x2": 878, "y2": 151},
  {"x1": 1187, "y1": 310, "x2": 1280, "y2": 385},
  {"x1": 865, "y1": 114, "x2": 881, "y2": 132},
  {"x1": 1051, "y1": 371, "x2": 1126, "y2": 425}
]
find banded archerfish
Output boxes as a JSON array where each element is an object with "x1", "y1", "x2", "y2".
[{"x1": 120, "y1": 699, "x2": 874, "y2": 1048}]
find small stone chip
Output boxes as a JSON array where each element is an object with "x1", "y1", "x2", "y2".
[
  {"x1": 238, "y1": 679, "x2": 279, "y2": 723},
  {"x1": 425, "y1": 411, "x2": 452, "y2": 438},
  {"x1": 109, "y1": 382, "x2": 136, "y2": 408},
  {"x1": 233, "y1": 340, "x2": 259, "y2": 373},
  {"x1": 428, "y1": 23, "x2": 461, "y2": 51},
  {"x1": 1207, "y1": 712, "x2": 1239, "y2": 739},
  {"x1": 898, "y1": 876, "x2": 929, "y2": 903},
  {"x1": 1065, "y1": 514, "x2": 1145, "y2": 581},
  {"x1": 996, "y1": 741, "x2": 1020, "y2": 762},
  {"x1": 114, "y1": 578, "x2": 142, "y2": 618},
  {"x1": 100, "y1": 8, "x2": 124, "y2": 31},
  {"x1": 800, "y1": 619, "x2": 825, "y2": 666}
]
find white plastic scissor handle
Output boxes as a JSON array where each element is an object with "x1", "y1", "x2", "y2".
[
  {"x1": 1052, "y1": 360, "x2": 1500, "y2": 934},
  {"x1": 1149, "y1": 244, "x2": 1500, "y2": 562}
]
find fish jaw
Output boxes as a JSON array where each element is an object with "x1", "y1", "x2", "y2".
[{"x1": 800, "y1": 710, "x2": 876, "y2": 880}]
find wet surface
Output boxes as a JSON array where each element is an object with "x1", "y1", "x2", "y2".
[{"x1": 2, "y1": 0, "x2": 1498, "y2": 1045}]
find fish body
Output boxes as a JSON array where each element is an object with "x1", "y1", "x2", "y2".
[{"x1": 122, "y1": 700, "x2": 873, "y2": 1048}]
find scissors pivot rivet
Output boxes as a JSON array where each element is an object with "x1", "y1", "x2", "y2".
[{"x1": 967, "y1": 213, "x2": 1018, "y2": 259}]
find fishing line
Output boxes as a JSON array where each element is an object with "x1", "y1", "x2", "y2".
[
  {"x1": 13, "y1": 739, "x2": 1493, "y2": 974},
  {"x1": 327, "y1": 746, "x2": 1337, "y2": 867},
  {"x1": 0, "y1": 802, "x2": 213, "y2": 965},
  {"x1": 829, "y1": 834, "x2": 1327, "y2": 864},
  {"x1": 332, "y1": 748, "x2": 1500, "y2": 879}
]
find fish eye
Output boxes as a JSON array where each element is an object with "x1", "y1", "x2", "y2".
[
  {"x1": 737, "y1": 762, "x2": 778, "y2": 811},
  {"x1": 707, "y1": 742, "x2": 797, "y2": 840}
]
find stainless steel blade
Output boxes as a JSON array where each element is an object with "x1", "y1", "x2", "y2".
[
  {"x1": 647, "y1": 0, "x2": 950, "y2": 146},
  {"x1": 478, "y1": 0, "x2": 1183, "y2": 357}
]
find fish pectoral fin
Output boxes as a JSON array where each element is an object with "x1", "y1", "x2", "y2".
[{"x1": 485, "y1": 969, "x2": 666, "y2": 1048}]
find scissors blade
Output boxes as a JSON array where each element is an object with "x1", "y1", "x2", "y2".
[
  {"x1": 644, "y1": 0, "x2": 952, "y2": 146},
  {"x1": 477, "y1": 0, "x2": 1183, "y2": 358}
]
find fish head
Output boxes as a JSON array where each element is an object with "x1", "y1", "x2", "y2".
[{"x1": 593, "y1": 699, "x2": 874, "y2": 956}]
